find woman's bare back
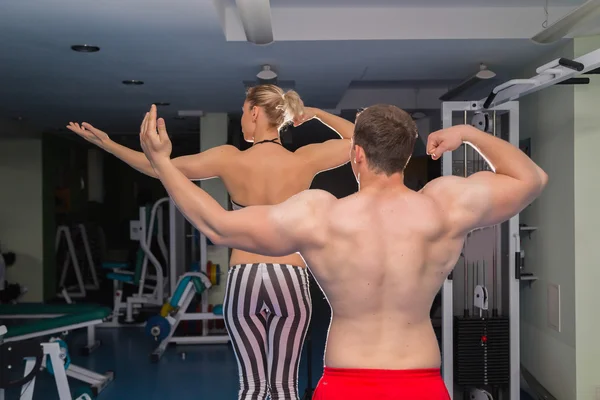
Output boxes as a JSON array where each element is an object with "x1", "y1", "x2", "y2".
[{"x1": 221, "y1": 143, "x2": 316, "y2": 266}]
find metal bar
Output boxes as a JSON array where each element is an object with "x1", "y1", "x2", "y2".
[
  {"x1": 556, "y1": 77, "x2": 590, "y2": 85},
  {"x1": 43, "y1": 342, "x2": 73, "y2": 400},
  {"x1": 87, "y1": 326, "x2": 96, "y2": 348},
  {"x1": 78, "y1": 224, "x2": 99, "y2": 289},
  {"x1": 482, "y1": 48, "x2": 600, "y2": 109},
  {"x1": 0, "y1": 314, "x2": 64, "y2": 319},
  {"x1": 180, "y1": 313, "x2": 225, "y2": 321},
  {"x1": 200, "y1": 232, "x2": 209, "y2": 335},
  {"x1": 441, "y1": 101, "x2": 456, "y2": 399},
  {"x1": 67, "y1": 365, "x2": 108, "y2": 383},
  {"x1": 169, "y1": 199, "x2": 178, "y2": 296},
  {"x1": 492, "y1": 111, "x2": 498, "y2": 314},
  {"x1": 57, "y1": 226, "x2": 87, "y2": 298},
  {"x1": 462, "y1": 110, "x2": 470, "y2": 316},
  {"x1": 137, "y1": 206, "x2": 149, "y2": 297},
  {"x1": 20, "y1": 358, "x2": 37, "y2": 400},
  {"x1": 170, "y1": 335, "x2": 230, "y2": 344},
  {"x1": 506, "y1": 102, "x2": 521, "y2": 400},
  {"x1": 157, "y1": 207, "x2": 169, "y2": 268},
  {"x1": 3, "y1": 320, "x2": 104, "y2": 343}
]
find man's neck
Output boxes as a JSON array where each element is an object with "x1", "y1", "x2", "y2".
[{"x1": 358, "y1": 170, "x2": 406, "y2": 192}]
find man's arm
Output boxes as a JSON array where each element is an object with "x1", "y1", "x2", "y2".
[
  {"x1": 295, "y1": 109, "x2": 353, "y2": 174},
  {"x1": 423, "y1": 125, "x2": 548, "y2": 234},
  {"x1": 153, "y1": 158, "x2": 333, "y2": 256}
]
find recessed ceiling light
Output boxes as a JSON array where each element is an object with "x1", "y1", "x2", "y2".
[
  {"x1": 122, "y1": 80, "x2": 144, "y2": 85},
  {"x1": 71, "y1": 44, "x2": 100, "y2": 53},
  {"x1": 12, "y1": 116, "x2": 25, "y2": 121},
  {"x1": 154, "y1": 102, "x2": 170, "y2": 106}
]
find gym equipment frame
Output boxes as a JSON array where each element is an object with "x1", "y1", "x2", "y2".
[{"x1": 440, "y1": 45, "x2": 600, "y2": 400}]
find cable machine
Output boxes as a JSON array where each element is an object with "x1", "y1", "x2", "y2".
[{"x1": 441, "y1": 46, "x2": 600, "y2": 400}]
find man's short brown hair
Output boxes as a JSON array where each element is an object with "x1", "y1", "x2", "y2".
[{"x1": 353, "y1": 104, "x2": 418, "y2": 176}]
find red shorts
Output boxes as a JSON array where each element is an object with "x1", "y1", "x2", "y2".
[{"x1": 313, "y1": 367, "x2": 450, "y2": 400}]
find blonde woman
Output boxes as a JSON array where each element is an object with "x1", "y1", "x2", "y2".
[{"x1": 67, "y1": 85, "x2": 354, "y2": 400}]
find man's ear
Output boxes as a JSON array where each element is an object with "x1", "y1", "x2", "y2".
[{"x1": 354, "y1": 144, "x2": 366, "y2": 164}]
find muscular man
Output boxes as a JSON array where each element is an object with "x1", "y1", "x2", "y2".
[{"x1": 140, "y1": 104, "x2": 547, "y2": 399}]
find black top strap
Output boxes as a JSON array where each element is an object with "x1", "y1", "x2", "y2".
[{"x1": 254, "y1": 138, "x2": 282, "y2": 146}]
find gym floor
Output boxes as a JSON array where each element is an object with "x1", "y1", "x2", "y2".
[
  {"x1": 2, "y1": 278, "x2": 328, "y2": 399},
  {"x1": 9, "y1": 321, "x2": 326, "y2": 400},
  {"x1": 11, "y1": 326, "x2": 536, "y2": 400},
  {"x1": 7, "y1": 291, "x2": 535, "y2": 400}
]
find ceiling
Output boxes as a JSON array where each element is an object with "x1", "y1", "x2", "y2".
[
  {"x1": 242, "y1": 0, "x2": 584, "y2": 6},
  {"x1": 0, "y1": 0, "x2": 587, "y2": 136}
]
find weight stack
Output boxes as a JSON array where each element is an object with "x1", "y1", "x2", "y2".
[{"x1": 454, "y1": 316, "x2": 510, "y2": 387}]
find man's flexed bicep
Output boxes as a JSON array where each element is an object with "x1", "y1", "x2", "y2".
[
  {"x1": 423, "y1": 171, "x2": 545, "y2": 235},
  {"x1": 213, "y1": 190, "x2": 334, "y2": 256},
  {"x1": 424, "y1": 124, "x2": 547, "y2": 235}
]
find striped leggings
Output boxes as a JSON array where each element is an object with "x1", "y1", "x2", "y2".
[{"x1": 224, "y1": 263, "x2": 312, "y2": 400}]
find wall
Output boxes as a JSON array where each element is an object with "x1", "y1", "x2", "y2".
[
  {"x1": 519, "y1": 42, "x2": 577, "y2": 400},
  {"x1": 42, "y1": 134, "x2": 92, "y2": 300},
  {"x1": 0, "y1": 137, "x2": 44, "y2": 302},
  {"x1": 574, "y1": 35, "x2": 600, "y2": 400}
]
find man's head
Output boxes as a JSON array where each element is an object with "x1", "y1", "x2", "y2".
[{"x1": 351, "y1": 104, "x2": 418, "y2": 182}]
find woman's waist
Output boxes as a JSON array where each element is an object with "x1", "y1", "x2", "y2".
[{"x1": 229, "y1": 248, "x2": 306, "y2": 268}]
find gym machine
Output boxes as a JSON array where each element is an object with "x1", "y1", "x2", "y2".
[
  {"x1": 101, "y1": 197, "x2": 170, "y2": 327},
  {"x1": 0, "y1": 329, "x2": 113, "y2": 400},
  {"x1": 441, "y1": 102, "x2": 517, "y2": 400},
  {"x1": 441, "y1": 47, "x2": 600, "y2": 400},
  {"x1": 145, "y1": 271, "x2": 229, "y2": 362},
  {"x1": 56, "y1": 224, "x2": 100, "y2": 300},
  {"x1": 0, "y1": 307, "x2": 114, "y2": 400},
  {"x1": 145, "y1": 198, "x2": 229, "y2": 360}
]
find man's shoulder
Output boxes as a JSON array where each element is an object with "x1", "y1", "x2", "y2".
[
  {"x1": 420, "y1": 175, "x2": 464, "y2": 196},
  {"x1": 268, "y1": 190, "x2": 336, "y2": 249},
  {"x1": 271, "y1": 190, "x2": 336, "y2": 221},
  {"x1": 286, "y1": 189, "x2": 337, "y2": 211}
]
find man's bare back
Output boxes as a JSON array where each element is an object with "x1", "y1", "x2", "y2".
[{"x1": 300, "y1": 186, "x2": 464, "y2": 370}]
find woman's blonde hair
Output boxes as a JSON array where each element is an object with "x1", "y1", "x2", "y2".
[{"x1": 245, "y1": 84, "x2": 304, "y2": 130}]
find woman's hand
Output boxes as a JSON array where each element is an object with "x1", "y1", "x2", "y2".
[
  {"x1": 293, "y1": 107, "x2": 320, "y2": 127},
  {"x1": 66, "y1": 122, "x2": 111, "y2": 148}
]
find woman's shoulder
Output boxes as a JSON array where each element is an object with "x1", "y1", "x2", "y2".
[{"x1": 216, "y1": 144, "x2": 240, "y2": 154}]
